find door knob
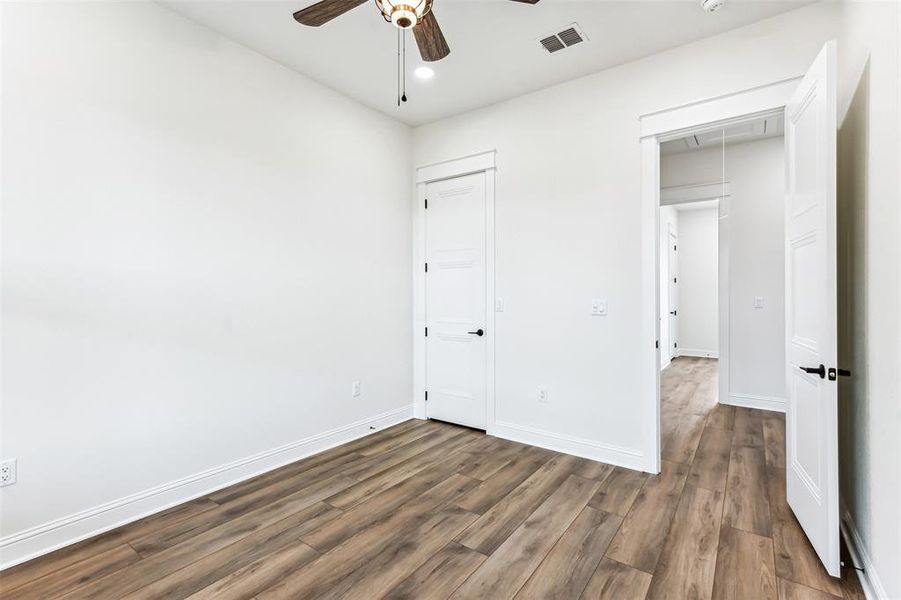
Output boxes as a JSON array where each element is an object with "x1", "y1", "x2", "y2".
[
  {"x1": 799, "y1": 364, "x2": 826, "y2": 379},
  {"x1": 669, "y1": 310, "x2": 677, "y2": 316},
  {"x1": 467, "y1": 329, "x2": 484, "y2": 337}
]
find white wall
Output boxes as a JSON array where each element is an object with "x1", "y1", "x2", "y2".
[
  {"x1": 658, "y1": 206, "x2": 678, "y2": 368},
  {"x1": 673, "y1": 207, "x2": 718, "y2": 358},
  {"x1": 413, "y1": 2, "x2": 851, "y2": 473},
  {"x1": 835, "y1": 3, "x2": 901, "y2": 598},
  {"x1": 662, "y1": 138, "x2": 786, "y2": 408},
  {"x1": 0, "y1": 1, "x2": 412, "y2": 567}
]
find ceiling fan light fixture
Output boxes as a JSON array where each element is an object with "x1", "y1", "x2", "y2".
[{"x1": 376, "y1": 0, "x2": 432, "y2": 29}]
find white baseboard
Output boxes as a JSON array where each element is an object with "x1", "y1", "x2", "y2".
[
  {"x1": 723, "y1": 392, "x2": 786, "y2": 413},
  {"x1": 841, "y1": 501, "x2": 889, "y2": 600},
  {"x1": 0, "y1": 405, "x2": 414, "y2": 571},
  {"x1": 677, "y1": 348, "x2": 719, "y2": 359},
  {"x1": 490, "y1": 420, "x2": 648, "y2": 472}
]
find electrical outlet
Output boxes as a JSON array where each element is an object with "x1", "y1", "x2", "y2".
[
  {"x1": 0, "y1": 459, "x2": 16, "y2": 487},
  {"x1": 352, "y1": 381, "x2": 361, "y2": 398},
  {"x1": 537, "y1": 386, "x2": 549, "y2": 404}
]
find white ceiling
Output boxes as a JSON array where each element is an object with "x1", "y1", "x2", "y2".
[{"x1": 162, "y1": 0, "x2": 812, "y2": 126}]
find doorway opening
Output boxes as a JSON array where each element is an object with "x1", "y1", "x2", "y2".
[{"x1": 656, "y1": 115, "x2": 788, "y2": 478}]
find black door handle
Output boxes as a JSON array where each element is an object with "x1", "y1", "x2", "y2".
[
  {"x1": 800, "y1": 364, "x2": 826, "y2": 379},
  {"x1": 669, "y1": 310, "x2": 677, "y2": 316},
  {"x1": 467, "y1": 329, "x2": 484, "y2": 337}
]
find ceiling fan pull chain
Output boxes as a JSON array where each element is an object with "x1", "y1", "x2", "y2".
[{"x1": 401, "y1": 29, "x2": 407, "y2": 103}]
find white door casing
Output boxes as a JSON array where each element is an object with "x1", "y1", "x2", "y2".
[
  {"x1": 668, "y1": 229, "x2": 679, "y2": 358},
  {"x1": 784, "y1": 41, "x2": 840, "y2": 578},
  {"x1": 424, "y1": 172, "x2": 488, "y2": 429}
]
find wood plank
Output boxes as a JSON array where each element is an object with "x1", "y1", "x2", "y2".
[
  {"x1": 331, "y1": 508, "x2": 479, "y2": 600},
  {"x1": 723, "y1": 445, "x2": 771, "y2": 536},
  {"x1": 0, "y1": 530, "x2": 128, "y2": 593},
  {"x1": 711, "y1": 526, "x2": 778, "y2": 600},
  {"x1": 587, "y1": 466, "x2": 648, "y2": 516},
  {"x1": 186, "y1": 541, "x2": 322, "y2": 600},
  {"x1": 129, "y1": 453, "x2": 361, "y2": 556},
  {"x1": 383, "y1": 542, "x2": 486, "y2": 600},
  {"x1": 688, "y1": 425, "x2": 734, "y2": 492},
  {"x1": 450, "y1": 474, "x2": 600, "y2": 599},
  {"x1": 605, "y1": 460, "x2": 689, "y2": 573},
  {"x1": 662, "y1": 411, "x2": 707, "y2": 465},
  {"x1": 255, "y1": 474, "x2": 479, "y2": 599},
  {"x1": 732, "y1": 407, "x2": 764, "y2": 447},
  {"x1": 455, "y1": 446, "x2": 553, "y2": 515},
  {"x1": 455, "y1": 454, "x2": 582, "y2": 555},
  {"x1": 645, "y1": 485, "x2": 724, "y2": 600},
  {"x1": 60, "y1": 480, "x2": 352, "y2": 599},
  {"x1": 570, "y1": 457, "x2": 616, "y2": 482},
  {"x1": 762, "y1": 413, "x2": 786, "y2": 468},
  {"x1": 2, "y1": 544, "x2": 140, "y2": 600},
  {"x1": 342, "y1": 426, "x2": 467, "y2": 481},
  {"x1": 580, "y1": 558, "x2": 652, "y2": 600},
  {"x1": 515, "y1": 506, "x2": 622, "y2": 600},
  {"x1": 706, "y1": 403, "x2": 736, "y2": 431},
  {"x1": 766, "y1": 467, "x2": 844, "y2": 597},
  {"x1": 122, "y1": 508, "x2": 329, "y2": 600},
  {"x1": 778, "y1": 578, "x2": 843, "y2": 600},
  {"x1": 301, "y1": 459, "x2": 470, "y2": 552},
  {"x1": 453, "y1": 437, "x2": 530, "y2": 481},
  {"x1": 324, "y1": 429, "x2": 481, "y2": 510}
]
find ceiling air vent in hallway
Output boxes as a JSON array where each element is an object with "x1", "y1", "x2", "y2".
[{"x1": 538, "y1": 23, "x2": 588, "y2": 54}]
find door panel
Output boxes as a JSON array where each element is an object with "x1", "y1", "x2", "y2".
[
  {"x1": 784, "y1": 41, "x2": 839, "y2": 578},
  {"x1": 425, "y1": 173, "x2": 487, "y2": 429}
]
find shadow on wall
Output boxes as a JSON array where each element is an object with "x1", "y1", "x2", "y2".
[{"x1": 836, "y1": 58, "x2": 868, "y2": 552}]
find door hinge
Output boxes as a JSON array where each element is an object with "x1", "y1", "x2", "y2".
[
  {"x1": 655, "y1": 340, "x2": 659, "y2": 349},
  {"x1": 424, "y1": 198, "x2": 428, "y2": 209},
  {"x1": 674, "y1": 342, "x2": 677, "y2": 348},
  {"x1": 424, "y1": 390, "x2": 428, "y2": 401},
  {"x1": 425, "y1": 262, "x2": 428, "y2": 272},
  {"x1": 425, "y1": 327, "x2": 428, "y2": 337},
  {"x1": 674, "y1": 245, "x2": 677, "y2": 251},
  {"x1": 674, "y1": 277, "x2": 677, "y2": 283}
]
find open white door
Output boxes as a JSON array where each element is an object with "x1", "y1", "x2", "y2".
[{"x1": 784, "y1": 41, "x2": 840, "y2": 578}]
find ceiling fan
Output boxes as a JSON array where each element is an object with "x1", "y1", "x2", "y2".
[{"x1": 293, "y1": 0, "x2": 541, "y2": 63}]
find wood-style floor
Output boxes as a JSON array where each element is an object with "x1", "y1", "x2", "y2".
[{"x1": 1, "y1": 357, "x2": 864, "y2": 599}]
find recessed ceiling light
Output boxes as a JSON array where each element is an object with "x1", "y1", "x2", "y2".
[{"x1": 414, "y1": 66, "x2": 435, "y2": 80}]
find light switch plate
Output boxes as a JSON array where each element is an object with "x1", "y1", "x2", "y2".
[
  {"x1": 754, "y1": 296, "x2": 765, "y2": 309},
  {"x1": 592, "y1": 299, "x2": 608, "y2": 316},
  {"x1": 496, "y1": 297, "x2": 504, "y2": 312},
  {"x1": 537, "y1": 387, "x2": 549, "y2": 404},
  {"x1": 352, "y1": 381, "x2": 361, "y2": 397}
]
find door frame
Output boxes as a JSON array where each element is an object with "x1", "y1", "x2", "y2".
[
  {"x1": 413, "y1": 150, "x2": 497, "y2": 431},
  {"x1": 639, "y1": 77, "x2": 801, "y2": 473}
]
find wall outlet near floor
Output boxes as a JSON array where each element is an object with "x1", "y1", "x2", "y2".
[
  {"x1": 537, "y1": 386, "x2": 549, "y2": 404},
  {"x1": 0, "y1": 459, "x2": 16, "y2": 487},
  {"x1": 352, "y1": 381, "x2": 361, "y2": 398},
  {"x1": 591, "y1": 298, "x2": 608, "y2": 316}
]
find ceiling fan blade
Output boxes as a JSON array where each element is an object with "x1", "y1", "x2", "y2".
[
  {"x1": 413, "y1": 11, "x2": 450, "y2": 62},
  {"x1": 293, "y1": 0, "x2": 368, "y2": 26}
]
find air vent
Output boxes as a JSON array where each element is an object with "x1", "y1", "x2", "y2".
[
  {"x1": 539, "y1": 35, "x2": 565, "y2": 53},
  {"x1": 537, "y1": 23, "x2": 588, "y2": 54}
]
